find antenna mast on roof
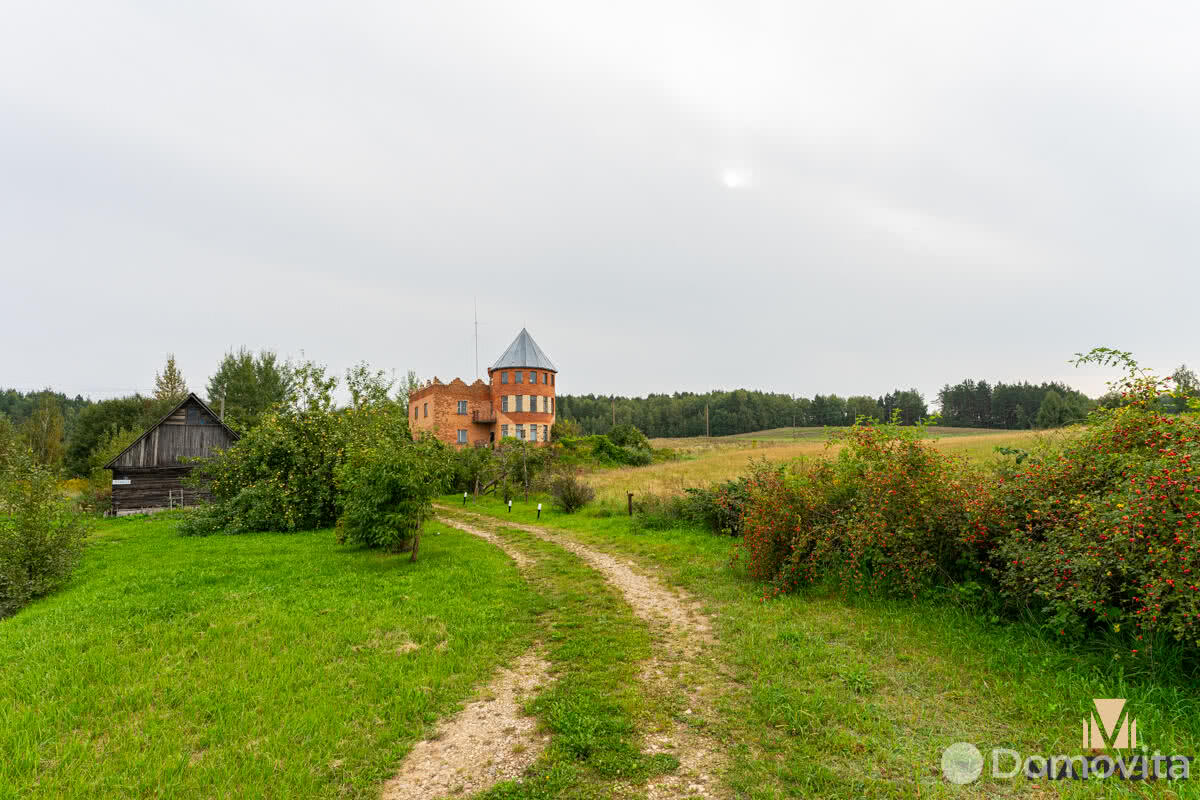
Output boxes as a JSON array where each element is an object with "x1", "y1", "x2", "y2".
[{"x1": 474, "y1": 297, "x2": 479, "y2": 379}]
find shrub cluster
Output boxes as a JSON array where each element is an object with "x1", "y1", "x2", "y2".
[
  {"x1": 180, "y1": 363, "x2": 454, "y2": 550},
  {"x1": 735, "y1": 350, "x2": 1200, "y2": 649},
  {"x1": 738, "y1": 419, "x2": 989, "y2": 598},
  {"x1": 633, "y1": 478, "x2": 749, "y2": 535},
  {"x1": 0, "y1": 446, "x2": 89, "y2": 617}
]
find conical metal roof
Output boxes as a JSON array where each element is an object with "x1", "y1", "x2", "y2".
[{"x1": 491, "y1": 328, "x2": 556, "y2": 371}]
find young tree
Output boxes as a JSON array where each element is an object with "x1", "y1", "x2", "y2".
[
  {"x1": 22, "y1": 393, "x2": 65, "y2": 469},
  {"x1": 205, "y1": 348, "x2": 293, "y2": 429},
  {"x1": 1170, "y1": 364, "x2": 1199, "y2": 413},
  {"x1": 154, "y1": 354, "x2": 188, "y2": 403},
  {"x1": 1035, "y1": 389, "x2": 1066, "y2": 428}
]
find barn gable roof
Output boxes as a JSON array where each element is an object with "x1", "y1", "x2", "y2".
[
  {"x1": 490, "y1": 328, "x2": 556, "y2": 371},
  {"x1": 103, "y1": 392, "x2": 240, "y2": 470}
]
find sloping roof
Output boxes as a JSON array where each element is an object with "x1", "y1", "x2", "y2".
[
  {"x1": 103, "y1": 392, "x2": 240, "y2": 469},
  {"x1": 490, "y1": 328, "x2": 557, "y2": 371}
]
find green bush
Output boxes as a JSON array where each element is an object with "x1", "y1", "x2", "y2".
[
  {"x1": 986, "y1": 350, "x2": 1200, "y2": 645},
  {"x1": 335, "y1": 432, "x2": 452, "y2": 553},
  {"x1": 549, "y1": 472, "x2": 596, "y2": 513},
  {"x1": 0, "y1": 447, "x2": 90, "y2": 617}
]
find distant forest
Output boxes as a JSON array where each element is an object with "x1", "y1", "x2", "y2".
[{"x1": 557, "y1": 379, "x2": 1100, "y2": 438}]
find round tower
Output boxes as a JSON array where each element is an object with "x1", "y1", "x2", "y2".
[{"x1": 487, "y1": 328, "x2": 557, "y2": 444}]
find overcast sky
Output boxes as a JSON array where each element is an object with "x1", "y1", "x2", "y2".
[{"x1": 3, "y1": 1, "x2": 1197, "y2": 405}]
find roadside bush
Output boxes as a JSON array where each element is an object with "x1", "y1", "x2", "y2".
[
  {"x1": 681, "y1": 477, "x2": 750, "y2": 536},
  {"x1": 738, "y1": 416, "x2": 991, "y2": 598},
  {"x1": 633, "y1": 492, "x2": 687, "y2": 530},
  {"x1": 607, "y1": 423, "x2": 650, "y2": 450},
  {"x1": 0, "y1": 447, "x2": 90, "y2": 617},
  {"x1": 986, "y1": 350, "x2": 1200, "y2": 645},
  {"x1": 550, "y1": 472, "x2": 596, "y2": 513}
]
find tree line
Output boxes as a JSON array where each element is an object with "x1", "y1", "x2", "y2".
[{"x1": 556, "y1": 388, "x2": 930, "y2": 438}]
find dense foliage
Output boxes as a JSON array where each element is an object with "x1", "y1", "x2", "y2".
[
  {"x1": 181, "y1": 363, "x2": 348, "y2": 535},
  {"x1": 0, "y1": 446, "x2": 89, "y2": 617},
  {"x1": 335, "y1": 416, "x2": 451, "y2": 552},
  {"x1": 733, "y1": 350, "x2": 1200, "y2": 650},
  {"x1": 205, "y1": 347, "x2": 294, "y2": 432},
  {"x1": 738, "y1": 416, "x2": 989, "y2": 598}
]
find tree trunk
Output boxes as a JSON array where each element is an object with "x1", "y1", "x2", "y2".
[{"x1": 410, "y1": 532, "x2": 420, "y2": 563}]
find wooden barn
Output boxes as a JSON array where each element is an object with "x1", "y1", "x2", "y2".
[{"x1": 104, "y1": 393, "x2": 239, "y2": 515}]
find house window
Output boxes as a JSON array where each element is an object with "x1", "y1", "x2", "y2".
[
  {"x1": 543, "y1": 372, "x2": 548, "y2": 384},
  {"x1": 542, "y1": 425, "x2": 548, "y2": 440},
  {"x1": 457, "y1": 400, "x2": 467, "y2": 415},
  {"x1": 516, "y1": 371, "x2": 524, "y2": 384},
  {"x1": 423, "y1": 403, "x2": 428, "y2": 418},
  {"x1": 529, "y1": 425, "x2": 538, "y2": 442},
  {"x1": 551, "y1": 374, "x2": 555, "y2": 386},
  {"x1": 501, "y1": 424, "x2": 509, "y2": 438},
  {"x1": 457, "y1": 429, "x2": 467, "y2": 444},
  {"x1": 528, "y1": 370, "x2": 535, "y2": 383},
  {"x1": 502, "y1": 395, "x2": 509, "y2": 412},
  {"x1": 516, "y1": 396, "x2": 524, "y2": 412},
  {"x1": 541, "y1": 396, "x2": 547, "y2": 413},
  {"x1": 501, "y1": 371, "x2": 509, "y2": 384},
  {"x1": 516, "y1": 424, "x2": 525, "y2": 440}
]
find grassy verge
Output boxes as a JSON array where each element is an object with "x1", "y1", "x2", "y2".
[
  {"x1": 451, "y1": 494, "x2": 1200, "y2": 799},
  {"x1": 0, "y1": 513, "x2": 539, "y2": 799}
]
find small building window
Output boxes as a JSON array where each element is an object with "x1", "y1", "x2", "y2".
[
  {"x1": 551, "y1": 374, "x2": 555, "y2": 386},
  {"x1": 423, "y1": 403, "x2": 428, "y2": 418},
  {"x1": 543, "y1": 372, "x2": 548, "y2": 384},
  {"x1": 516, "y1": 424, "x2": 525, "y2": 440},
  {"x1": 541, "y1": 396, "x2": 547, "y2": 413},
  {"x1": 516, "y1": 396, "x2": 524, "y2": 412},
  {"x1": 529, "y1": 425, "x2": 538, "y2": 442},
  {"x1": 501, "y1": 371, "x2": 509, "y2": 384},
  {"x1": 516, "y1": 371, "x2": 524, "y2": 384},
  {"x1": 501, "y1": 424, "x2": 509, "y2": 438},
  {"x1": 457, "y1": 429, "x2": 468, "y2": 444},
  {"x1": 502, "y1": 396, "x2": 509, "y2": 412},
  {"x1": 528, "y1": 370, "x2": 535, "y2": 383},
  {"x1": 457, "y1": 400, "x2": 467, "y2": 415},
  {"x1": 542, "y1": 424, "x2": 548, "y2": 440}
]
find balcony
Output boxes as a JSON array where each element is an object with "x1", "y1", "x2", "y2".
[{"x1": 472, "y1": 408, "x2": 497, "y2": 424}]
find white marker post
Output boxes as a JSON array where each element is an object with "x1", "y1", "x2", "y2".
[
  {"x1": 537, "y1": 502, "x2": 542, "y2": 520},
  {"x1": 508, "y1": 500, "x2": 513, "y2": 513},
  {"x1": 463, "y1": 491, "x2": 468, "y2": 506}
]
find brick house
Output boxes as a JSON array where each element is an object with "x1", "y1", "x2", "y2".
[{"x1": 409, "y1": 329, "x2": 557, "y2": 447}]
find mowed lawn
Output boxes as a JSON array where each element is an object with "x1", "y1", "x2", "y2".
[
  {"x1": 594, "y1": 428, "x2": 1048, "y2": 504},
  {"x1": 0, "y1": 514, "x2": 540, "y2": 800}
]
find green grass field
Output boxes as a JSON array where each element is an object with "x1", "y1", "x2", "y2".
[{"x1": 0, "y1": 514, "x2": 541, "y2": 799}]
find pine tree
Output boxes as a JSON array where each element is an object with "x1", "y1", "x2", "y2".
[{"x1": 154, "y1": 354, "x2": 188, "y2": 403}]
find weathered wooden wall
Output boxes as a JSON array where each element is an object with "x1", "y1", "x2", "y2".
[
  {"x1": 110, "y1": 398, "x2": 235, "y2": 469},
  {"x1": 111, "y1": 467, "x2": 211, "y2": 514}
]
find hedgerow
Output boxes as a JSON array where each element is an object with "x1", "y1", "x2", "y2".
[{"x1": 734, "y1": 349, "x2": 1200, "y2": 650}]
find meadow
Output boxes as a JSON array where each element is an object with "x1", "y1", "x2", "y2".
[{"x1": 585, "y1": 426, "x2": 1052, "y2": 505}]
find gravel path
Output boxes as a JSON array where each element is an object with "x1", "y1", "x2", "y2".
[
  {"x1": 381, "y1": 518, "x2": 549, "y2": 800},
  {"x1": 440, "y1": 509, "x2": 726, "y2": 799}
]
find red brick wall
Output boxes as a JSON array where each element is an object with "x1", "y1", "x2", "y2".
[
  {"x1": 409, "y1": 378, "x2": 494, "y2": 447},
  {"x1": 489, "y1": 367, "x2": 555, "y2": 443}
]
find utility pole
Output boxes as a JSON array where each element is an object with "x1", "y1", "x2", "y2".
[
  {"x1": 705, "y1": 404, "x2": 710, "y2": 438},
  {"x1": 612, "y1": 396, "x2": 616, "y2": 428},
  {"x1": 219, "y1": 387, "x2": 226, "y2": 422},
  {"x1": 474, "y1": 297, "x2": 479, "y2": 380}
]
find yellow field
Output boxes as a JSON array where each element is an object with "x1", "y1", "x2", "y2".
[{"x1": 590, "y1": 427, "x2": 1056, "y2": 505}]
